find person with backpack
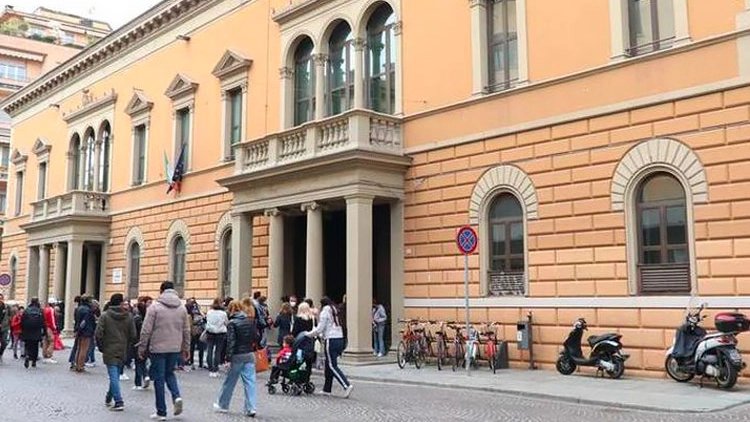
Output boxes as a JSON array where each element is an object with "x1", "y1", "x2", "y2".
[
  {"x1": 304, "y1": 296, "x2": 353, "y2": 398},
  {"x1": 20, "y1": 298, "x2": 46, "y2": 368},
  {"x1": 213, "y1": 300, "x2": 258, "y2": 417},
  {"x1": 95, "y1": 294, "x2": 137, "y2": 412}
]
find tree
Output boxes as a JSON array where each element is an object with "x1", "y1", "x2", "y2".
[{"x1": 0, "y1": 18, "x2": 29, "y2": 37}]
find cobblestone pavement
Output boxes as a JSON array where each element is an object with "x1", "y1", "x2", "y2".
[{"x1": 3, "y1": 349, "x2": 750, "y2": 421}]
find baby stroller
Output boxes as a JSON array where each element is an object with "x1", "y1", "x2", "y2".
[{"x1": 267, "y1": 333, "x2": 316, "y2": 396}]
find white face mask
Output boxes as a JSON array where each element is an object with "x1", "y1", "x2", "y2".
[{"x1": 290, "y1": 301, "x2": 297, "y2": 307}]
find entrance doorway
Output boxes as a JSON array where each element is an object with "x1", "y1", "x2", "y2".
[
  {"x1": 373, "y1": 203, "x2": 392, "y2": 350},
  {"x1": 323, "y1": 209, "x2": 346, "y2": 303}
]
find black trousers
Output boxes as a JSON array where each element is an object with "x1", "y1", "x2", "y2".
[
  {"x1": 190, "y1": 336, "x2": 205, "y2": 367},
  {"x1": 24, "y1": 339, "x2": 40, "y2": 362}
]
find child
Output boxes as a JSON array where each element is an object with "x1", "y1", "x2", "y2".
[{"x1": 268, "y1": 335, "x2": 294, "y2": 385}]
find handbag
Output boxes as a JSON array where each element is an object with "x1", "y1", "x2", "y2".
[
  {"x1": 255, "y1": 348, "x2": 269, "y2": 373},
  {"x1": 199, "y1": 329, "x2": 208, "y2": 344}
]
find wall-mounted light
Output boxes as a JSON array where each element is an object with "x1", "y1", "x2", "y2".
[{"x1": 176, "y1": 34, "x2": 191, "y2": 42}]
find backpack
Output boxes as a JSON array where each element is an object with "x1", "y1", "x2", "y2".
[
  {"x1": 22, "y1": 307, "x2": 43, "y2": 331},
  {"x1": 254, "y1": 304, "x2": 268, "y2": 330}
]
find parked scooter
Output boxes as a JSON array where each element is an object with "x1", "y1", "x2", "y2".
[
  {"x1": 556, "y1": 318, "x2": 628, "y2": 378},
  {"x1": 665, "y1": 303, "x2": 749, "y2": 389}
]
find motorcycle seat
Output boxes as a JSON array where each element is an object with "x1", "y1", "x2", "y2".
[{"x1": 587, "y1": 333, "x2": 620, "y2": 347}]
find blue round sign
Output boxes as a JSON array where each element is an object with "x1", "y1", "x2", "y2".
[
  {"x1": 456, "y1": 226, "x2": 478, "y2": 255},
  {"x1": 0, "y1": 273, "x2": 11, "y2": 287}
]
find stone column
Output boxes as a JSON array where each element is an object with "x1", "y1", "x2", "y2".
[
  {"x1": 266, "y1": 208, "x2": 284, "y2": 315},
  {"x1": 77, "y1": 144, "x2": 86, "y2": 190},
  {"x1": 344, "y1": 194, "x2": 374, "y2": 359},
  {"x1": 98, "y1": 242, "x2": 108, "y2": 303},
  {"x1": 85, "y1": 245, "x2": 97, "y2": 296},
  {"x1": 53, "y1": 243, "x2": 67, "y2": 302},
  {"x1": 64, "y1": 240, "x2": 84, "y2": 334},
  {"x1": 353, "y1": 38, "x2": 366, "y2": 109},
  {"x1": 389, "y1": 200, "x2": 405, "y2": 352},
  {"x1": 93, "y1": 140, "x2": 102, "y2": 191},
  {"x1": 26, "y1": 247, "x2": 39, "y2": 302},
  {"x1": 314, "y1": 53, "x2": 327, "y2": 120},
  {"x1": 230, "y1": 212, "x2": 253, "y2": 299},
  {"x1": 38, "y1": 245, "x2": 50, "y2": 304},
  {"x1": 302, "y1": 202, "x2": 323, "y2": 304}
]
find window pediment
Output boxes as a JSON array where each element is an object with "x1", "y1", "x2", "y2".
[
  {"x1": 32, "y1": 138, "x2": 52, "y2": 156},
  {"x1": 164, "y1": 73, "x2": 199, "y2": 100},
  {"x1": 212, "y1": 49, "x2": 253, "y2": 80},
  {"x1": 10, "y1": 149, "x2": 27, "y2": 165},
  {"x1": 62, "y1": 88, "x2": 118, "y2": 124},
  {"x1": 125, "y1": 89, "x2": 154, "y2": 116}
]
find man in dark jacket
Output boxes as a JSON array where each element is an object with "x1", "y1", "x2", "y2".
[
  {"x1": 0, "y1": 293, "x2": 9, "y2": 363},
  {"x1": 73, "y1": 296, "x2": 96, "y2": 372},
  {"x1": 20, "y1": 298, "x2": 46, "y2": 368},
  {"x1": 96, "y1": 294, "x2": 136, "y2": 411}
]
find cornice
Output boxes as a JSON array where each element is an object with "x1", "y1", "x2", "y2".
[
  {"x1": 272, "y1": 0, "x2": 337, "y2": 24},
  {"x1": 1, "y1": 0, "x2": 218, "y2": 118},
  {"x1": 62, "y1": 89, "x2": 118, "y2": 123}
]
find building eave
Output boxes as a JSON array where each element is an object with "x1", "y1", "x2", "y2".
[{"x1": 272, "y1": 0, "x2": 336, "y2": 24}]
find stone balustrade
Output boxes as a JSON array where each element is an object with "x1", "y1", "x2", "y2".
[
  {"x1": 31, "y1": 190, "x2": 111, "y2": 222},
  {"x1": 234, "y1": 109, "x2": 403, "y2": 174}
]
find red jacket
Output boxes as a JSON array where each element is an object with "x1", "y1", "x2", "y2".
[
  {"x1": 10, "y1": 313, "x2": 22, "y2": 336},
  {"x1": 43, "y1": 306, "x2": 57, "y2": 332},
  {"x1": 276, "y1": 345, "x2": 292, "y2": 365}
]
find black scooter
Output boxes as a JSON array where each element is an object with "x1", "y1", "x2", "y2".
[{"x1": 556, "y1": 318, "x2": 628, "y2": 379}]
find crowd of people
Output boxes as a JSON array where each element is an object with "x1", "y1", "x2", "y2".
[{"x1": 0, "y1": 284, "x2": 392, "y2": 419}]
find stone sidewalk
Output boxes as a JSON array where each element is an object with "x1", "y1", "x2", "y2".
[{"x1": 336, "y1": 363, "x2": 750, "y2": 413}]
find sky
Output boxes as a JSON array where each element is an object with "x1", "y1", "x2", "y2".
[{"x1": 12, "y1": 0, "x2": 164, "y2": 29}]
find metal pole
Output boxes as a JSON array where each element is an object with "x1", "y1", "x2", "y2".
[{"x1": 464, "y1": 253, "x2": 470, "y2": 375}]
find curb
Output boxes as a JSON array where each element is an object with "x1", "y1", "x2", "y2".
[{"x1": 339, "y1": 372, "x2": 750, "y2": 414}]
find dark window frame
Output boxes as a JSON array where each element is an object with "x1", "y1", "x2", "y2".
[
  {"x1": 37, "y1": 162, "x2": 47, "y2": 200},
  {"x1": 327, "y1": 21, "x2": 355, "y2": 116},
  {"x1": 627, "y1": 0, "x2": 675, "y2": 56},
  {"x1": 14, "y1": 170, "x2": 23, "y2": 217},
  {"x1": 171, "y1": 236, "x2": 186, "y2": 295},
  {"x1": 176, "y1": 107, "x2": 191, "y2": 165},
  {"x1": 488, "y1": 193, "x2": 525, "y2": 274},
  {"x1": 294, "y1": 38, "x2": 316, "y2": 126},
  {"x1": 228, "y1": 87, "x2": 243, "y2": 157},
  {"x1": 134, "y1": 124, "x2": 147, "y2": 185},
  {"x1": 128, "y1": 242, "x2": 141, "y2": 299},
  {"x1": 366, "y1": 4, "x2": 397, "y2": 115},
  {"x1": 221, "y1": 230, "x2": 232, "y2": 299},
  {"x1": 487, "y1": 0, "x2": 519, "y2": 92}
]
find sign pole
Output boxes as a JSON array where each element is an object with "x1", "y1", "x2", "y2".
[{"x1": 464, "y1": 253, "x2": 470, "y2": 376}]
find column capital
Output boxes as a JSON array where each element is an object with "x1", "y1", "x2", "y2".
[
  {"x1": 345, "y1": 194, "x2": 375, "y2": 204},
  {"x1": 468, "y1": 0, "x2": 487, "y2": 8},
  {"x1": 393, "y1": 20, "x2": 403, "y2": 36},
  {"x1": 301, "y1": 201, "x2": 322, "y2": 213},
  {"x1": 353, "y1": 37, "x2": 367, "y2": 52},
  {"x1": 313, "y1": 53, "x2": 328, "y2": 67},
  {"x1": 39, "y1": 244, "x2": 50, "y2": 251},
  {"x1": 264, "y1": 208, "x2": 283, "y2": 218},
  {"x1": 279, "y1": 66, "x2": 294, "y2": 80}
]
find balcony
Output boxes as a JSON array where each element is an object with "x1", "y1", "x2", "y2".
[
  {"x1": 234, "y1": 109, "x2": 403, "y2": 174},
  {"x1": 30, "y1": 190, "x2": 110, "y2": 223}
]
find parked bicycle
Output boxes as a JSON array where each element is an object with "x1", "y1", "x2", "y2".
[
  {"x1": 397, "y1": 319, "x2": 425, "y2": 369},
  {"x1": 429, "y1": 321, "x2": 448, "y2": 370},
  {"x1": 481, "y1": 322, "x2": 502, "y2": 373},
  {"x1": 449, "y1": 323, "x2": 479, "y2": 371}
]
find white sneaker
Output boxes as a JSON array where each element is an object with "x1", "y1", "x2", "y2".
[
  {"x1": 85, "y1": 362, "x2": 96, "y2": 368},
  {"x1": 377, "y1": 353, "x2": 384, "y2": 358},
  {"x1": 212, "y1": 403, "x2": 228, "y2": 413},
  {"x1": 343, "y1": 384, "x2": 354, "y2": 399},
  {"x1": 316, "y1": 390, "x2": 331, "y2": 396},
  {"x1": 149, "y1": 413, "x2": 167, "y2": 421},
  {"x1": 143, "y1": 376, "x2": 151, "y2": 389},
  {"x1": 119, "y1": 374, "x2": 130, "y2": 381},
  {"x1": 173, "y1": 397, "x2": 183, "y2": 416},
  {"x1": 132, "y1": 386, "x2": 144, "y2": 391}
]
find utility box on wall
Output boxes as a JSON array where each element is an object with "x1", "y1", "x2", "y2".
[{"x1": 516, "y1": 320, "x2": 532, "y2": 350}]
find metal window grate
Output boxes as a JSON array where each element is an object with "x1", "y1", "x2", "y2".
[
  {"x1": 488, "y1": 271, "x2": 525, "y2": 296},
  {"x1": 639, "y1": 263, "x2": 690, "y2": 295}
]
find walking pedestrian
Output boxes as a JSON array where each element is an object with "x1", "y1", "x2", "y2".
[
  {"x1": 0, "y1": 293, "x2": 10, "y2": 363},
  {"x1": 205, "y1": 298, "x2": 229, "y2": 378},
  {"x1": 371, "y1": 299, "x2": 388, "y2": 357},
  {"x1": 132, "y1": 297, "x2": 152, "y2": 390},
  {"x1": 304, "y1": 297, "x2": 353, "y2": 398},
  {"x1": 20, "y1": 298, "x2": 46, "y2": 369},
  {"x1": 138, "y1": 281, "x2": 190, "y2": 421},
  {"x1": 213, "y1": 300, "x2": 258, "y2": 417},
  {"x1": 85, "y1": 300, "x2": 101, "y2": 367},
  {"x1": 95, "y1": 294, "x2": 137, "y2": 412},
  {"x1": 10, "y1": 306, "x2": 23, "y2": 359},
  {"x1": 42, "y1": 300, "x2": 58, "y2": 363},
  {"x1": 72, "y1": 296, "x2": 96, "y2": 372},
  {"x1": 67, "y1": 296, "x2": 81, "y2": 369}
]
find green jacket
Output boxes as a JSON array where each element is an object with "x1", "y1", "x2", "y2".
[{"x1": 95, "y1": 306, "x2": 136, "y2": 366}]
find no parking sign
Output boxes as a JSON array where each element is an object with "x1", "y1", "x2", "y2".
[{"x1": 456, "y1": 226, "x2": 477, "y2": 375}]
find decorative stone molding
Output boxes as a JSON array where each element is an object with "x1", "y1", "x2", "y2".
[
  {"x1": 279, "y1": 66, "x2": 294, "y2": 80},
  {"x1": 214, "y1": 212, "x2": 233, "y2": 249},
  {"x1": 32, "y1": 138, "x2": 52, "y2": 159},
  {"x1": 212, "y1": 49, "x2": 253, "y2": 79},
  {"x1": 62, "y1": 89, "x2": 118, "y2": 124},
  {"x1": 11, "y1": 149, "x2": 28, "y2": 173},
  {"x1": 611, "y1": 138, "x2": 708, "y2": 211},
  {"x1": 165, "y1": 219, "x2": 191, "y2": 253},
  {"x1": 124, "y1": 89, "x2": 154, "y2": 117},
  {"x1": 468, "y1": 165, "x2": 538, "y2": 225},
  {"x1": 124, "y1": 226, "x2": 145, "y2": 258},
  {"x1": 164, "y1": 73, "x2": 199, "y2": 100}
]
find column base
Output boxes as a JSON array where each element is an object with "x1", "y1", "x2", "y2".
[{"x1": 341, "y1": 350, "x2": 396, "y2": 366}]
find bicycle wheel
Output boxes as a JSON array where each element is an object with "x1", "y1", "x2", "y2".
[
  {"x1": 436, "y1": 336, "x2": 446, "y2": 371},
  {"x1": 414, "y1": 343, "x2": 425, "y2": 369},
  {"x1": 397, "y1": 341, "x2": 407, "y2": 369},
  {"x1": 452, "y1": 343, "x2": 464, "y2": 372}
]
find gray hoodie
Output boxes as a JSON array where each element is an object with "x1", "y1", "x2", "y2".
[{"x1": 138, "y1": 289, "x2": 190, "y2": 355}]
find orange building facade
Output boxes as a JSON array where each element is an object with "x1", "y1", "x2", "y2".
[{"x1": 4, "y1": 0, "x2": 750, "y2": 372}]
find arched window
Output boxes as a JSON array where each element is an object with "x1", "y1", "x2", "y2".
[
  {"x1": 221, "y1": 230, "x2": 232, "y2": 299},
  {"x1": 98, "y1": 121, "x2": 111, "y2": 192},
  {"x1": 488, "y1": 193, "x2": 524, "y2": 274},
  {"x1": 366, "y1": 3, "x2": 397, "y2": 114},
  {"x1": 636, "y1": 172, "x2": 689, "y2": 294},
  {"x1": 128, "y1": 242, "x2": 141, "y2": 299},
  {"x1": 70, "y1": 134, "x2": 81, "y2": 190},
  {"x1": 171, "y1": 236, "x2": 186, "y2": 295},
  {"x1": 327, "y1": 21, "x2": 354, "y2": 116},
  {"x1": 294, "y1": 37, "x2": 315, "y2": 126},
  {"x1": 9, "y1": 256, "x2": 16, "y2": 300},
  {"x1": 83, "y1": 128, "x2": 95, "y2": 191}
]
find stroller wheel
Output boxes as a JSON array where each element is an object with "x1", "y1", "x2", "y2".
[
  {"x1": 295, "y1": 385, "x2": 303, "y2": 396},
  {"x1": 281, "y1": 384, "x2": 290, "y2": 395},
  {"x1": 268, "y1": 385, "x2": 277, "y2": 395},
  {"x1": 304, "y1": 383, "x2": 315, "y2": 394}
]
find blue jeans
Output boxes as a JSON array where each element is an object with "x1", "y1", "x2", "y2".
[
  {"x1": 217, "y1": 356, "x2": 256, "y2": 414},
  {"x1": 68, "y1": 336, "x2": 79, "y2": 364},
  {"x1": 324, "y1": 338, "x2": 350, "y2": 393},
  {"x1": 150, "y1": 353, "x2": 181, "y2": 417},
  {"x1": 106, "y1": 365, "x2": 123, "y2": 404},
  {"x1": 373, "y1": 323, "x2": 386, "y2": 355},
  {"x1": 86, "y1": 338, "x2": 95, "y2": 363}
]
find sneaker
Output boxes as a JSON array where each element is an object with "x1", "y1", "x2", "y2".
[
  {"x1": 343, "y1": 384, "x2": 354, "y2": 399},
  {"x1": 110, "y1": 403, "x2": 124, "y2": 412},
  {"x1": 245, "y1": 411, "x2": 256, "y2": 418},
  {"x1": 143, "y1": 376, "x2": 151, "y2": 389},
  {"x1": 105, "y1": 394, "x2": 113, "y2": 407},
  {"x1": 377, "y1": 353, "x2": 383, "y2": 358},
  {"x1": 316, "y1": 390, "x2": 332, "y2": 396},
  {"x1": 132, "y1": 386, "x2": 144, "y2": 391},
  {"x1": 24, "y1": 359, "x2": 29, "y2": 369},
  {"x1": 119, "y1": 373, "x2": 130, "y2": 381},
  {"x1": 173, "y1": 397, "x2": 183, "y2": 416},
  {"x1": 31, "y1": 360, "x2": 36, "y2": 368},
  {"x1": 85, "y1": 362, "x2": 95, "y2": 368},
  {"x1": 149, "y1": 413, "x2": 167, "y2": 421},
  {"x1": 212, "y1": 403, "x2": 228, "y2": 413},
  {"x1": 48, "y1": 358, "x2": 58, "y2": 364},
  {"x1": 373, "y1": 351, "x2": 378, "y2": 356}
]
